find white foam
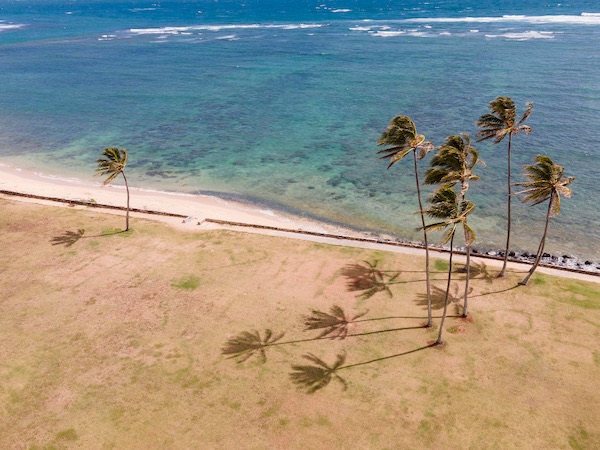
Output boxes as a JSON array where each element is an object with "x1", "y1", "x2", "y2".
[
  {"x1": 349, "y1": 25, "x2": 390, "y2": 31},
  {"x1": 127, "y1": 23, "x2": 325, "y2": 36},
  {"x1": 485, "y1": 30, "x2": 555, "y2": 40},
  {"x1": 215, "y1": 34, "x2": 238, "y2": 40},
  {"x1": 331, "y1": 9, "x2": 352, "y2": 13},
  {"x1": 129, "y1": 8, "x2": 157, "y2": 12},
  {"x1": 371, "y1": 31, "x2": 406, "y2": 37},
  {"x1": 403, "y1": 14, "x2": 600, "y2": 25},
  {"x1": 0, "y1": 23, "x2": 24, "y2": 32}
]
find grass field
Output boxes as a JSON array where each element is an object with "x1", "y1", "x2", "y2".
[{"x1": 1, "y1": 198, "x2": 599, "y2": 449}]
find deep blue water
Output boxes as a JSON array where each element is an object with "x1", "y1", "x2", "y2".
[{"x1": 1, "y1": 0, "x2": 599, "y2": 260}]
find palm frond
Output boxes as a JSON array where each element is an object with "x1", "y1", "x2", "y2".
[
  {"x1": 222, "y1": 329, "x2": 285, "y2": 363},
  {"x1": 290, "y1": 352, "x2": 348, "y2": 393},
  {"x1": 377, "y1": 146, "x2": 413, "y2": 168},
  {"x1": 516, "y1": 101, "x2": 534, "y2": 127},
  {"x1": 462, "y1": 222, "x2": 476, "y2": 246}
]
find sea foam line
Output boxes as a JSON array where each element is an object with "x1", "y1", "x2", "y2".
[
  {"x1": 0, "y1": 22, "x2": 25, "y2": 32},
  {"x1": 485, "y1": 31, "x2": 555, "y2": 40},
  {"x1": 402, "y1": 13, "x2": 600, "y2": 25},
  {"x1": 127, "y1": 23, "x2": 326, "y2": 35}
]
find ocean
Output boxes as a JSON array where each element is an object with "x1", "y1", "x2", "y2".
[{"x1": 1, "y1": 0, "x2": 599, "y2": 261}]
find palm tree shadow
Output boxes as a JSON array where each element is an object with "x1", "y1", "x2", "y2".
[
  {"x1": 342, "y1": 260, "x2": 400, "y2": 300},
  {"x1": 415, "y1": 284, "x2": 461, "y2": 310},
  {"x1": 466, "y1": 261, "x2": 495, "y2": 283},
  {"x1": 471, "y1": 284, "x2": 519, "y2": 298},
  {"x1": 50, "y1": 228, "x2": 127, "y2": 247},
  {"x1": 50, "y1": 229, "x2": 85, "y2": 247},
  {"x1": 290, "y1": 343, "x2": 436, "y2": 393}
]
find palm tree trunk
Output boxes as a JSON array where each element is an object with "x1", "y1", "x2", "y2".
[
  {"x1": 436, "y1": 232, "x2": 455, "y2": 345},
  {"x1": 498, "y1": 134, "x2": 513, "y2": 277},
  {"x1": 460, "y1": 191, "x2": 471, "y2": 318},
  {"x1": 122, "y1": 171, "x2": 130, "y2": 231},
  {"x1": 414, "y1": 151, "x2": 432, "y2": 328},
  {"x1": 463, "y1": 235, "x2": 471, "y2": 318},
  {"x1": 519, "y1": 195, "x2": 553, "y2": 286}
]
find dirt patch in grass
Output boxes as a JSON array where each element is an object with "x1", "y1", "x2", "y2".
[{"x1": 1, "y1": 198, "x2": 599, "y2": 449}]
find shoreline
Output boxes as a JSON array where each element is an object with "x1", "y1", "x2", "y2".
[{"x1": 1, "y1": 163, "x2": 598, "y2": 282}]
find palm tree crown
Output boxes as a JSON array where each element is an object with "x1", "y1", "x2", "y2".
[
  {"x1": 515, "y1": 154, "x2": 574, "y2": 216},
  {"x1": 96, "y1": 147, "x2": 128, "y2": 184},
  {"x1": 377, "y1": 115, "x2": 434, "y2": 167},
  {"x1": 476, "y1": 97, "x2": 533, "y2": 143},
  {"x1": 422, "y1": 185, "x2": 475, "y2": 247},
  {"x1": 425, "y1": 133, "x2": 482, "y2": 197}
]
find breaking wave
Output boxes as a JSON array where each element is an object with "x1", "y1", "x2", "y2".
[{"x1": 403, "y1": 13, "x2": 600, "y2": 25}]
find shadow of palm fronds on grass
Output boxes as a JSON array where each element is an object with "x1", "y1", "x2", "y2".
[
  {"x1": 290, "y1": 352, "x2": 348, "y2": 394},
  {"x1": 465, "y1": 261, "x2": 496, "y2": 283},
  {"x1": 342, "y1": 260, "x2": 400, "y2": 300},
  {"x1": 50, "y1": 228, "x2": 129, "y2": 247},
  {"x1": 290, "y1": 344, "x2": 436, "y2": 393},
  {"x1": 415, "y1": 284, "x2": 461, "y2": 310},
  {"x1": 221, "y1": 329, "x2": 285, "y2": 363},
  {"x1": 303, "y1": 305, "x2": 368, "y2": 340},
  {"x1": 50, "y1": 229, "x2": 85, "y2": 247}
]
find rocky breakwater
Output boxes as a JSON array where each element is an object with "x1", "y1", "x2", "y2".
[{"x1": 470, "y1": 248, "x2": 600, "y2": 275}]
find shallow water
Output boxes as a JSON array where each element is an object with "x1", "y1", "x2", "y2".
[{"x1": 1, "y1": 0, "x2": 599, "y2": 260}]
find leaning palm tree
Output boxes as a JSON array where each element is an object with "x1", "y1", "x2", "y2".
[
  {"x1": 425, "y1": 134, "x2": 482, "y2": 317},
  {"x1": 95, "y1": 147, "x2": 131, "y2": 231},
  {"x1": 421, "y1": 185, "x2": 475, "y2": 345},
  {"x1": 377, "y1": 115, "x2": 434, "y2": 327},
  {"x1": 514, "y1": 155, "x2": 574, "y2": 286},
  {"x1": 476, "y1": 97, "x2": 533, "y2": 277}
]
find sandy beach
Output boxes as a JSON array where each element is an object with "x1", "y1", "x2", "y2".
[{"x1": 1, "y1": 162, "x2": 598, "y2": 284}]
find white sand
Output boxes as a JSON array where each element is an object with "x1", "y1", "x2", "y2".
[{"x1": 1, "y1": 163, "x2": 598, "y2": 284}]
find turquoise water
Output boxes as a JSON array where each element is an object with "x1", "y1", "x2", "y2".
[{"x1": 1, "y1": 1, "x2": 599, "y2": 260}]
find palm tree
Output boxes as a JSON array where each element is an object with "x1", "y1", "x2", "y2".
[
  {"x1": 95, "y1": 147, "x2": 131, "y2": 231},
  {"x1": 425, "y1": 134, "x2": 482, "y2": 317},
  {"x1": 421, "y1": 185, "x2": 475, "y2": 345},
  {"x1": 514, "y1": 155, "x2": 574, "y2": 286},
  {"x1": 476, "y1": 97, "x2": 533, "y2": 277},
  {"x1": 377, "y1": 115, "x2": 434, "y2": 327}
]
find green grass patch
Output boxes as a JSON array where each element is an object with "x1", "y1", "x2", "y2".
[
  {"x1": 434, "y1": 260, "x2": 449, "y2": 271},
  {"x1": 171, "y1": 275, "x2": 200, "y2": 290},
  {"x1": 55, "y1": 428, "x2": 78, "y2": 441},
  {"x1": 100, "y1": 227, "x2": 132, "y2": 237},
  {"x1": 531, "y1": 274, "x2": 547, "y2": 285},
  {"x1": 556, "y1": 282, "x2": 600, "y2": 310}
]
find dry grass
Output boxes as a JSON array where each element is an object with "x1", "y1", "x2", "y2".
[{"x1": 0, "y1": 198, "x2": 599, "y2": 449}]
